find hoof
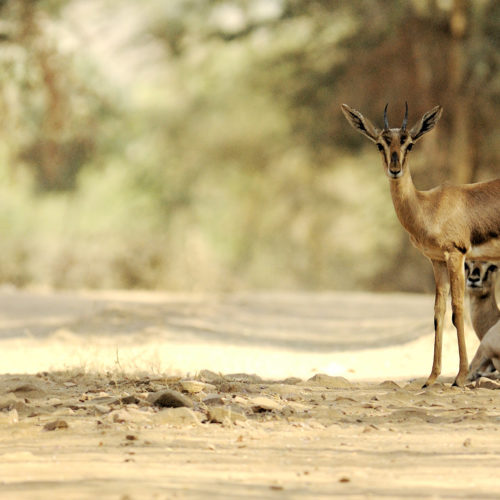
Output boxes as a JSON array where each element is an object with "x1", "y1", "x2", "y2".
[{"x1": 422, "y1": 375, "x2": 438, "y2": 389}]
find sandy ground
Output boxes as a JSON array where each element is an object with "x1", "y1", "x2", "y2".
[{"x1": 1, "y1": 289, "x2": 499, "y2": 499}]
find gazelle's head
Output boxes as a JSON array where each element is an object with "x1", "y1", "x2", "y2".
[
  {"x1": 465, "y1": 261, "x2": 498, "y2": 298},
  {"x1": 341, "y1": 103, "x2": 443, "y2": 179}
]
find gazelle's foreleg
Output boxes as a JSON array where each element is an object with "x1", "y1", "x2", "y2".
[
  {"x1": 423, "y1": 259, "x2": 449, "y2": 388},
  {"x1": 467, "y1": 344, "x2": 492, "y2": 382},
  {"x1": 468, "y1": 327, "x2": 500, "y2": 381},
  {"x1": 446, "y1": 251, "x2": 468, "y2": 387}
]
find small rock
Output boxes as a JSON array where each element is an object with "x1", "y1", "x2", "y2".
[
  {"x1": 180, "y1": 380, "x2": 210, "y2": 394},
  {"x1": 154, "y1": 407, "x2": 203, "y2": 426},
  {"x1": 263, "y1": 384, "x2": 303, "y2": 400},
  {"x1": 249, "y1": 396, "x2": 283, "y2": 412},
  {"x1": 208, "y1": 406, "x2": 247, "y2": 424},
  {"x1": 109, "y1": 408, "x2": 152, "y2": 424},
  {"x1": 46, "y1": 398, "x2": 63, "y2": 406},
  {"x1": 217, "y1": 381, "x2": 245, "y2": 393},
  {"x1": 225, "y1": 373, "x2": 262, "y2": 383},
  {"x1": 43, "y1": 419, "x2": 68, "y2": 431},
  {"x1": 0, "y1": 397, "x2": 29, "y2": 415},
  {"x1": 378, "y1": 380, "x2": 400, "y2": 389},
  {"x1": 148, "y1": 390, "x2": 193, "y2": 408},
  {"x1": 232, "y1": 395, "x2": 248, "y2": 405},
  {"x1": 53, "y1": 407, "x2": 76, "y2": 417},
  {"x1": 463, "y1": 438, "x2": 472, "y2": 447},
  {"x1": 307, "y1": 374, "x2": 351, "y2": 389},
  {"x1": 203, "y1": 395, "x2": 225, "y2": 406},
  {"x1": 115, "y1": 395, "x2": 142, "y2": 406},
  {"x1": 9, "y1": 383, "x2": 46, "y2": 399},
  {"x1": 281, "y1": 377, "x2": 302, "y2": 385},
  {"x1": 63, "y1": 382, "x2": 77, "y2": 388},
  {"x1": 94, "y1": 405, "x2": 112, "y2": 415},
  {"x1": 339, "y1": 477, "x2": 351, "y2": 483},
  {"x1": 198, "y1": 370, "x2": 223, "y2": 383}
]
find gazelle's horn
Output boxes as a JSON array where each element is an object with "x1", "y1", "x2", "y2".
[
  {"x1": 384, "y1": 103, "x2": 389, "y2": 130},
  {"x1": 401, "y1": 101, "x2": 408, "y2": 131}
]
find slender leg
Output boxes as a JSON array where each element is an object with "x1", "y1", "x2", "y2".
[
  {"x1": 423, "y1": 259, "x2": 449, "y2": 388},
  {"x1": 467, "y1": 344, "x2": 490, "y2": 382},
  {"x1": 446, "y1": 251, "x2": 468, "y2": 387}
]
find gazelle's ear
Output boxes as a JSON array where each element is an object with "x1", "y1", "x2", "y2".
[
  {"x1": 409, "y1": 106, "x2": 443, "y2": 142},
  {"x1": 341, "y1": 104, "x2": 380, "y2": 143}
]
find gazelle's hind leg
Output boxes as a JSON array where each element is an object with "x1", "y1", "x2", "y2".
[
  {"x1": 467, "y1": 344, "x2": 493, "y2": 382},
  {"x1": 468, "y1": 329, "x2": 500, "y2": 381},
  {"x1": 423, "y1": 260, "x2": 449, "y2": 388},
  {"x1": 446, "y1": 251, "x2": 468, "y2": 387}
]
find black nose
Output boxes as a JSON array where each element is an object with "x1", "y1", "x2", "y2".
[{"x1": 467, "y1": 274, "x2": 480, "y2": 286}]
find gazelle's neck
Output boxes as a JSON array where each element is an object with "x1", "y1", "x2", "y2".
[
  {"x1": 388, "y1": 167, "x2": 421, "y2": 235},
  {"x1": 469, "y1": 290, "x2": 500, "y2": 340}
]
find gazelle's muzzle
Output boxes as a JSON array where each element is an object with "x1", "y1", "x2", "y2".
[{"x1": 388, "y1": 151, "x2": 402, "y2": 177}]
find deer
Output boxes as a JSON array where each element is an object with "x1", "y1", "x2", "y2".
[
  {"x1": 341, "y1": 102, "x2": 500, "y2": 387},
  {"x1": 465, "y1": 261, "x2": 500, "y2": 381}
]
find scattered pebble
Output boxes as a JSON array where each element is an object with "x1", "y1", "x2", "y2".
[
  {"x1": 203, "y1": 395, "x2": 225, "y2": 406},
  {"x1": 153, "y1": 407, "x2": 203, "y2": 426},
  {"x1": 306, "y1": 374, "x2": 352, "y2": 389},
  {"x1": 198, "y1": 370, "x2": 223, "y2": 383},
  {"x1": 208, "y1": 406, "x2": 247, "y2": 424},
  {"x1": 43, "y1": 419, "x2": 69, "y2": 431},
  {"x1": 378, "y1": 380, "x2": 401, "y2": 389},
  {"x1": 148, "y1": 390, "x2": 193, "y2": 408},
  {"x1": 249, "y1": 396, "x2": 283, "y2": 412},
  {"x1": 225, "y1": 373, "x2": 262, "y2": 383},
  {"x1": 180, "y1": 380, "x2": 214, "y2": 394}
]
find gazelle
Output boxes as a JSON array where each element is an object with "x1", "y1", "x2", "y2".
[
  {"x1": 341, "y1": 102, "x2": 500, "y2": 387},
  {"x1": 465, "y1": 261, "x2": 499, "y2": 380},
  {"x1": 465, "y1": 261, "x2": 500, "y2": 341}
]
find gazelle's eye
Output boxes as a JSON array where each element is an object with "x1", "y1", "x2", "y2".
[
  {"x1": 406, "y1": 143, "x2": 413, "y2": 151},
  {"x1": 377, "y1": 144, "x2": 384, "y2": 152}
]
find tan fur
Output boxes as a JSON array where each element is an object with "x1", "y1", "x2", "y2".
[
  {"x1": 465, "y1": 261, "x2": 500, "y2": 381},
  {"x1": 341, "y1": 103, "x2": 500, "y2": 387},
  {"x1": 468, "y1": 327, "x2": 500, "y2": 381},
  {"x1": 466, "y1": 261, "x2": 500, "y2": 340}
]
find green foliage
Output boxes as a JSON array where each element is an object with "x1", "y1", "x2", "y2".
[{"x1": 0, "y1": 0, "x2": 496, "y2": 291}]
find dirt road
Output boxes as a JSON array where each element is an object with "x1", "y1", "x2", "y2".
[{"x1": 0, "y1": 289, "x2": 497, "y2": 499}]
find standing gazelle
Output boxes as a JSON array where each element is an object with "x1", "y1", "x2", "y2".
[{"x1": 341, "y1": 103, "x2": 500, "y2": 387}]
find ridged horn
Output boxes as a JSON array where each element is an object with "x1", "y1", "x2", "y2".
[
  {"x1": 383, "y1": 103, "x2": 389, "y2": 130},
  {"x1": 401, "y1": 101, "x2": 408, "y2": 131}
]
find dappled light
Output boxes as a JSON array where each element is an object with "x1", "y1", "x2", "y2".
[{"x1": 0, "y1": 0, "x2": 496, "y2": 292}]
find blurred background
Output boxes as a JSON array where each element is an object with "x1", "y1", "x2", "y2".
[{"x1": 0, "y1": 0, "x2": 497, "y2": 293}]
